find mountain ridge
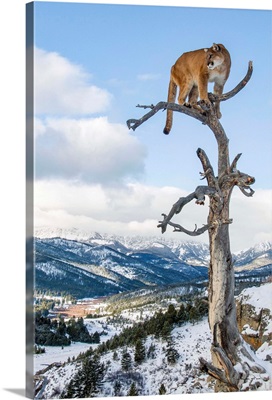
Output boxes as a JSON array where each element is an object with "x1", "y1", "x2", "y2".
[
  {"x1": 34, "y1": 226, "x2": 271, "y2": 255},
  {"x1": 34, "y1": 227, "x2": 272, "y2": 298}
]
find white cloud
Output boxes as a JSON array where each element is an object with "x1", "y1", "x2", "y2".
[
  {"x1": 34, "y1": 180, "x2": 272, "y2": 252},
  {"x1": 31, "y1": 46, "x2": 271, "y2": 251},
  {"x1": 34, "y1": 180, "x2": 209, "y2": 244},
  {"x1": 137, "y1": 73, "x2": 161, "y2": 81},
  {"x1": 34, "y1": 48, "x2": 112, "y2": 115},
  {"x1": 35, "y1": 116, "x2": 146, "y2": 183},
  {"x1": 230, "y1": 188, "x2": 272, "y2": 250},
  {"x1": 34, "y1": 181, "x2": 183, "y2": 223}
]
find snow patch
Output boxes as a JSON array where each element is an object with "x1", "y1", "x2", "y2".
[{"x1": 237, "y1": 283, "x2": 272, "y2": 312}]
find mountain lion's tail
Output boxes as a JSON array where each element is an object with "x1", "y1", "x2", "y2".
[{"x1": 163, "y1": 77, "x2": 177, "y2": 135}]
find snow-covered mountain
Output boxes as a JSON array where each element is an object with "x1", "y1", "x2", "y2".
[
  {"x1": 34, "y1": 227, "x2": 272, "y2": 298},
  {"x1": 35, "y1": 227, "x2": 210, "y2": 265},
  {"x1": 234, "y1": 241, "x2": 272, "y2": 270},
  {"x1": 34, "y1": 237, "x2": 208, "y2": 298}
]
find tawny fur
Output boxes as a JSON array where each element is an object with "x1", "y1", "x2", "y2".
[{"x1": 163, "y1": 43, "x2": 231, "y2": 134}]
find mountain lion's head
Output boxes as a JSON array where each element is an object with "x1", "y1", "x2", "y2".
[{"x1": 205, "y1": 44, "x2": 226, "y2": 70}]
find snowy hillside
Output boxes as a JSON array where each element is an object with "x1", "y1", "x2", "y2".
[
  {"x1": 35, "y1": 319, "x2": 213, "y2": 398},
  {"x1": 34, "y1": 282, "x2": 272, "y2": 398},
  {"x1": 236, "y1": 282, "x2": 272, "y2": 360},
  {"x1": 237, "y1": 282, "x2": 272, "y2": 312},
  {"x1": 34, "y1": 228, "x2": 271, "y2": 299}
]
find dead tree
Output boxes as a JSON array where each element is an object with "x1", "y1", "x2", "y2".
[{"x1": 127, "y1": 61, "x2": 268, "y2": 392}]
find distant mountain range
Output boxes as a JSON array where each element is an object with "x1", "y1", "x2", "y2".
[{"x1": 34, "y1": 227, "x2": 272, "y2": 298}]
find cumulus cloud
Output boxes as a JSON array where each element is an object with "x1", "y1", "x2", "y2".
[
  {"x1": 34, "y1": 180, "x2": 209, "y2": 243},
  {"x1": 32, "y1": 48, "x2": 271, "y2": 252},
  {"x1": 34, "y1": 180, "x2": 272, "y2": 251},
  {"x1": 34, "y1": 181, "x2": 183, "y2": 223},
  {"x1": 34, "y1": 48, "x2": 112, "y2": 115},
  {"x1": 35, "y1": 116, "x2": 146, "y2": 183},
  {"x1": 230, "y1": 189, "x2": 272, "y2": 250}
]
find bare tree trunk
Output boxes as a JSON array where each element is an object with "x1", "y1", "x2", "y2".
[
  {"x1": 197, "y1": 110, "x2": 262, "y2": 391},
  {"x1": 207, "y1": 192, "x2": 241, "y2": 391},
  {"x1": 127, "y1": 62, "x2": 269, "y2": 391}
]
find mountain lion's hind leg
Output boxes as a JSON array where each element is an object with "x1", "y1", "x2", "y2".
[
  {"x1": 187, "y1": 85, "x2": 203, "y2": 112},
  {"x1": 177, "y1": 76, "x2": 193, "y2": 106}
]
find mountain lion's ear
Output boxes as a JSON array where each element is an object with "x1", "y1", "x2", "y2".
[
  {"x1": 212, "y1": 43, "x2": 221, "y2": 51},
  {"x1": 204, "y1": 48, "x2": 208, "y2": 52}
]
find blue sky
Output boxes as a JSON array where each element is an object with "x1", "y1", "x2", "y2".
[{"x1": 31, "y1": 0, "x2": 272, "y2": 251}]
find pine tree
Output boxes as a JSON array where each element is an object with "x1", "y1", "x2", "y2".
[
  {"x1": 161, "y1": 320, "x2": 172, "y2": 341},
  {"x1": 159, "y1": 383, "x2": 167, "y2": 395},
  {"x1": 91, "y1": 331, "x2": 101, "y2": 344},
  {"x1": 62, "y1": 353, "x2": 105, "y2": 398},
  {"x1": 165, "y1": 304, "x2": 177, "y2": 324},
  {"x1": 113, "y1": 380, "x2": 122, "y2": 396},
  {"x1": 60, "y1": 380, "x2": 75, "y2": 399},
  {"x1": 128, "y1": 382, "x2": 138, "y2": 396},
  {"x1": 177, "y1": 304, "x2": 187, "y2": 323},
  {"x1": 194, "y1": 297, "x2": 208, "y2": 318},
  {"x1": 57, "y1": 318, "x2": 66, "y2": 336},
  {"x1": 147, "y1": 343, "x2": 156, "y2": 359},
  {"x1": 153, "y1": 310, "x2": 165, "y2": 338},
  {"x1": 134, "y1": 339, "x2": 145, "y2": 365},
  {"x1": 121, "y1": 349, "x2": 132, "y2": 372},
  {"x1": 166, "y1": 338, "x2": 179, "y2": 365},
  {"x1": 188, "y1": 306, "x2": 199, "y2": 324}
]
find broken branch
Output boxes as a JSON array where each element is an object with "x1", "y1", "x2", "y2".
[
  {"x1": 197, "y1": 148, "x2": 216, "y2": 187},
  {"x1": 166, "y1": 219, "x2": 209, "y2": 236},
  {"x1": 127, "y1": 101, "x2": 206, "y2": 131},
  {"x1": 136, "y1": 104, "x2": 155, "y2": 109},
  {"x1": 219, "y1": 170, "x2": 255, "y2": 196},
  {"x1": 229, "y1": 153, "x2": 242, "y2": 172},
  {"x1": 157, "y1": 185, "x2": 218, "y2": 234},
  {"x1": 208, "y1": 61, "x2": 253, "y2": 104}
]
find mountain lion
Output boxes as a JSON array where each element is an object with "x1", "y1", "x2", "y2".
[{"x1": 163, "y1": 43, "x2": 231, "y2": 134}]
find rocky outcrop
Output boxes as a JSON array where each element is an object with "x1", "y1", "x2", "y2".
[{"x1": 236, "y1": 283, "x2": 272, "y2": 351}]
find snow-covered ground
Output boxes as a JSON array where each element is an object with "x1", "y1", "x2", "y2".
[
  {"x1": 101, "y1": 318, "x2": 213, "y2": 397},
  {"x1": 35, "y1": 318, "x2": 214, "y2": 398},
  {"x1": 237, "y1": 282, "x2": 272, "y2": 363},
  {"x1": 34, "y1": 342, "x2": 94, "y2": 373},
  {"x1": 237, "y1": 282, "x2": 272, "y2": 313},
  {"x1": 34, "y1": 283, "x2": 272, "y2": 398},
  {"x1": 34, "y1": 317, "x2": 118, "y2": 373}
]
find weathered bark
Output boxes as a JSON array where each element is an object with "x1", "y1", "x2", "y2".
[
  {"x1": 197, "y1": 109, "x2": 260, "y2": 392},
  {"x1": 127, "y1": 61, "x2": 268, "y2": 391},
  {"x1": 203, "y1": 116, "x2": 242, "y2": 390}
]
